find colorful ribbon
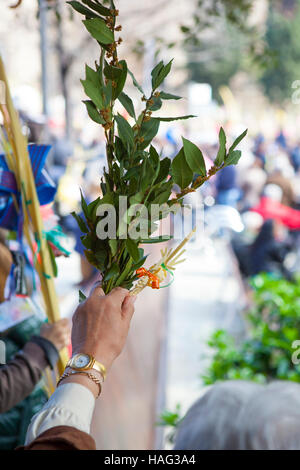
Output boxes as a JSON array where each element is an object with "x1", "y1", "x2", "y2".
[
  {"x1": 136, "y1": 268, "x2": 160, "y2": 289},
  {"x1": 159, "y1": 263, "x2": 175, "y2": 289},
  {"x1": 0, "y1": 144, "x2": 56, "y2": 231},
  {"x1": 45, "y1": 226, "x2": 71, "y2": 257},
  {"x1": 136, "y1": 263, "x2": 175, "y2": 290}
]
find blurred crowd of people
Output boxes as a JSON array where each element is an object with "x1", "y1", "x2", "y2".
[{"x1": 199, "y1": 127, "x2": 300, "y2": 282}]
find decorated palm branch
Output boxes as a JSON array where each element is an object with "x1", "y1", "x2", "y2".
[
  {"x1": 0, "y1": 57, "x2": 68, "y2": 375},
  {"x1": 69, "y1": 0, "x2": 247, "y2": 296}
]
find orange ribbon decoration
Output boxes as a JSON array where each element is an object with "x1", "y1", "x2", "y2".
[{"x1": 136, "y1": 267, "x2": 160, "y2": 290}]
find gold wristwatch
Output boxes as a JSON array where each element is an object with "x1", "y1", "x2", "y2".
[{"x1": 67, "y1": 353, "x2": 106, "y2": 380}]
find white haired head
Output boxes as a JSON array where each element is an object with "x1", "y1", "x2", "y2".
[{"x1": 174, "y1": 381, "x2": 300, "y2": 450}]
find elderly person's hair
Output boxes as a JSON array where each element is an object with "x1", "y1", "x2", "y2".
[{"x1": 174, "y1": 381, "x2": 300, "y2": 450}]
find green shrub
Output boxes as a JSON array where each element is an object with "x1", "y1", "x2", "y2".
[
  {"x1": 157, "y1": 404, "x2": 183, "y2": 444},
  {"x1": 202, "y1": 274, "x2": 300, "y2": 384}
]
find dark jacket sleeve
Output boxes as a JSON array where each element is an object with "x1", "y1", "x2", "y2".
[
  {"x1": 17, "y1": 426, "x2": 96, "y2": 450},
  {"x1": 0, "y1": 341, "x2": 49, "y2": 413}
]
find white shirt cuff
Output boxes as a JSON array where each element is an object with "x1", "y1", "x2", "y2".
[{"x1": 25, "y1": 383, "x2": 96, "y2": 445}]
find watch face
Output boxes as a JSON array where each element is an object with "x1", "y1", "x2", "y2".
[{"x1": 73, "y1": 354, "x2": 90, "y2": 369}]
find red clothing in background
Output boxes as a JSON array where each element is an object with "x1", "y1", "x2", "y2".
[{"x1": 251, "y1": 197, "x2": 300, "y2": 230}]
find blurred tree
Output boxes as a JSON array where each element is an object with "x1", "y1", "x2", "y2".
[
  {"x1": 185, "y1": 0, "x2": 300, "y2": 104},
  {"x1": 182, "y1": 0, "x2": 265, "y2": 101},
  {"x1": 259, "y1": 0, "x2": 300, "y2": 103},
  {"x1": 9, "y1": 0, "x2": 295, "y2": 126},
  {"x1": 186, "y1": 23, "x2": 246, "y2": 101},
  {"x1": 181, "y1": 0, "x2": 253, "y2": 43}
]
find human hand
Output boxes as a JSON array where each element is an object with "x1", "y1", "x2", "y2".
[
  {"x1": 71, "y1": 284, "x2": 136, "y2": 372},
  {"x1": 40, "y1": 318, "x2": 71, "y2": 351}
]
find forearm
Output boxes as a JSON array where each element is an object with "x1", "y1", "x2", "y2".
[
  {"x1": 25, "y1": 382, "x2": 96, "y2": 446},
  {"x1": 24, "y1": 371, "x2": 101, "y2": 447},
  {"x1": 0, "y1": 341, "x2": 48, "y2": 413}
]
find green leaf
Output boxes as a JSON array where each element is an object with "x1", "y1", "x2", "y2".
[
  {"x1": 141, "y1": 235, "x2": 173, "y2": 244},
  {"x1": 115, "y1": 136, "x2": 128, "y2": 163},
  {"x1": 214, "y1": 127, "x2": 226, "y2": 167},
  {"x1": 128, "y1": 69, "x2": 145, "y2": 95},
  {"x1": 113, "y1": 60, "x2": 128, "y2": 99},
  {"x1": 94, "y1": 249, "x2": 108, "y2": 270},
  {"x1": 104, "y1": 63, "x2": 122, "y2": 80},
  {"x1": 182, "y1": 137, "x2": 206, "y2": 176},
  {"x1": 81, "y1": 234, "x2": 92, "y2": 249},
  {"x1": 81, "y1": 66, "x2": 103, "y2": 109},
  {"x1": 83, "y1": 100, "x2": 105, "y2": 124},
  {"x1": 109, "y1": 239, "x2": 118, "y2": 257},
  {"x1": 118, "y1": 92, "x2": 136, "y2": 119},
  {"x1": 87, "y1": 197, "x2": 101, "y2": 219},
  {"x1": 151, "y1": 61, "x2": 164, "y2": 89},
  {"x1": 83, "y1": 18, "x2": 114, "y2": 44},
  {"x1": 123, "y1": 165, "x2": 141, "y2": 181},
  {"x1": 181, "y1": 25, "x2": 190, "y2": 33},
  {"x1": 149, "y1": 96, "x2": 162, "y2": 111},
  {"x1": 115, "y1": 114, "x2": 134, "y2": 149},
  {"x1": 82, "y1": 0, "x2": 111, "y2": 16},
  {"x1": 79, "y1": 290, "x2": 87, "y2": 303},
  {"x1": 85, "y1": 64, "x2": 101, "y2": 85},
  {"x1": 126, "y1": 238, "x2": 140, "y2": 262},
  {"x1": 128, "y1": 177, "x2": 139, "y2": 194},
  {"x1": 140, "y1": 159, "x2": 156, "y2": 192},
  {"x1": 152, "y1": 60, "x2": 173, "y2": 90},
  {"x1": 129, "y1": 191, "x2": 145, "y2": 207},
  {"x1": 159, "y1": 91, "x2": 182, "y2": 100},
  {"x1": 103, "y1": 264, "x2": 120, "y2": 281},
  {"x1": 171, "y1": 148, "x2": 194, "y2": 189},
  {"x1": 103, "y1": 80, "x2": 112, "y2": 106},
  {"x1": 98, "y1": 191, "x2": 115, "y2": 206},
  {"x1": 224, "y1": 150, "x2": 242, "y2": 167},
  {"x1": 155, "y1": 157, "x2": 171, "y2": 184},
  {"x1": 139, "y1": 118, "x2": 160, "y2": 150},
  {"x1": 67, "y1": 1, "x2": 97, "y2": 17},
  {"x1": 229, "y1": 129, "x2": 248, "y2": 153},
  {"x1": 84, "y1": 249, "x2": 98, "y2": 267},
  {"x1": 115, "y1": 258, "x2": 133, "y2": 287},
  {"x1": 153, "y1": 115, "x2": 195, "y2": 122},
  {"x1": 80, "y1": 189, "x2": 89, "y2": 219},
  {"x1": 149, "y1": 146, "x2": 160, "y2": 181},
  {"x1": 132, "y1": 255, "x2": 148, "y2": 271},
  {"x1": 71, "y1": 212, "x2": 88, "y2": 233},
  {"x1": 154, "y1": 188, "x2": 172, "y2": 205}
]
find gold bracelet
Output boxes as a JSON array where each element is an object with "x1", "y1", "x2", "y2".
[
  {"x1": 65, "y1": 366, "x2": 105, "y2": 384},
  {"x1": 57, "y1": 369, "x2": 103, "y2": 398}
]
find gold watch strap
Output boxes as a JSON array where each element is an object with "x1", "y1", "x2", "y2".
[{"x1": 92, "y1": 360, "x2": 107, "y2": 380}]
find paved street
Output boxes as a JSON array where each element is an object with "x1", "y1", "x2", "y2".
[{"x1": 161, "y1": 236, "x2": 247, "y2": 448}]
